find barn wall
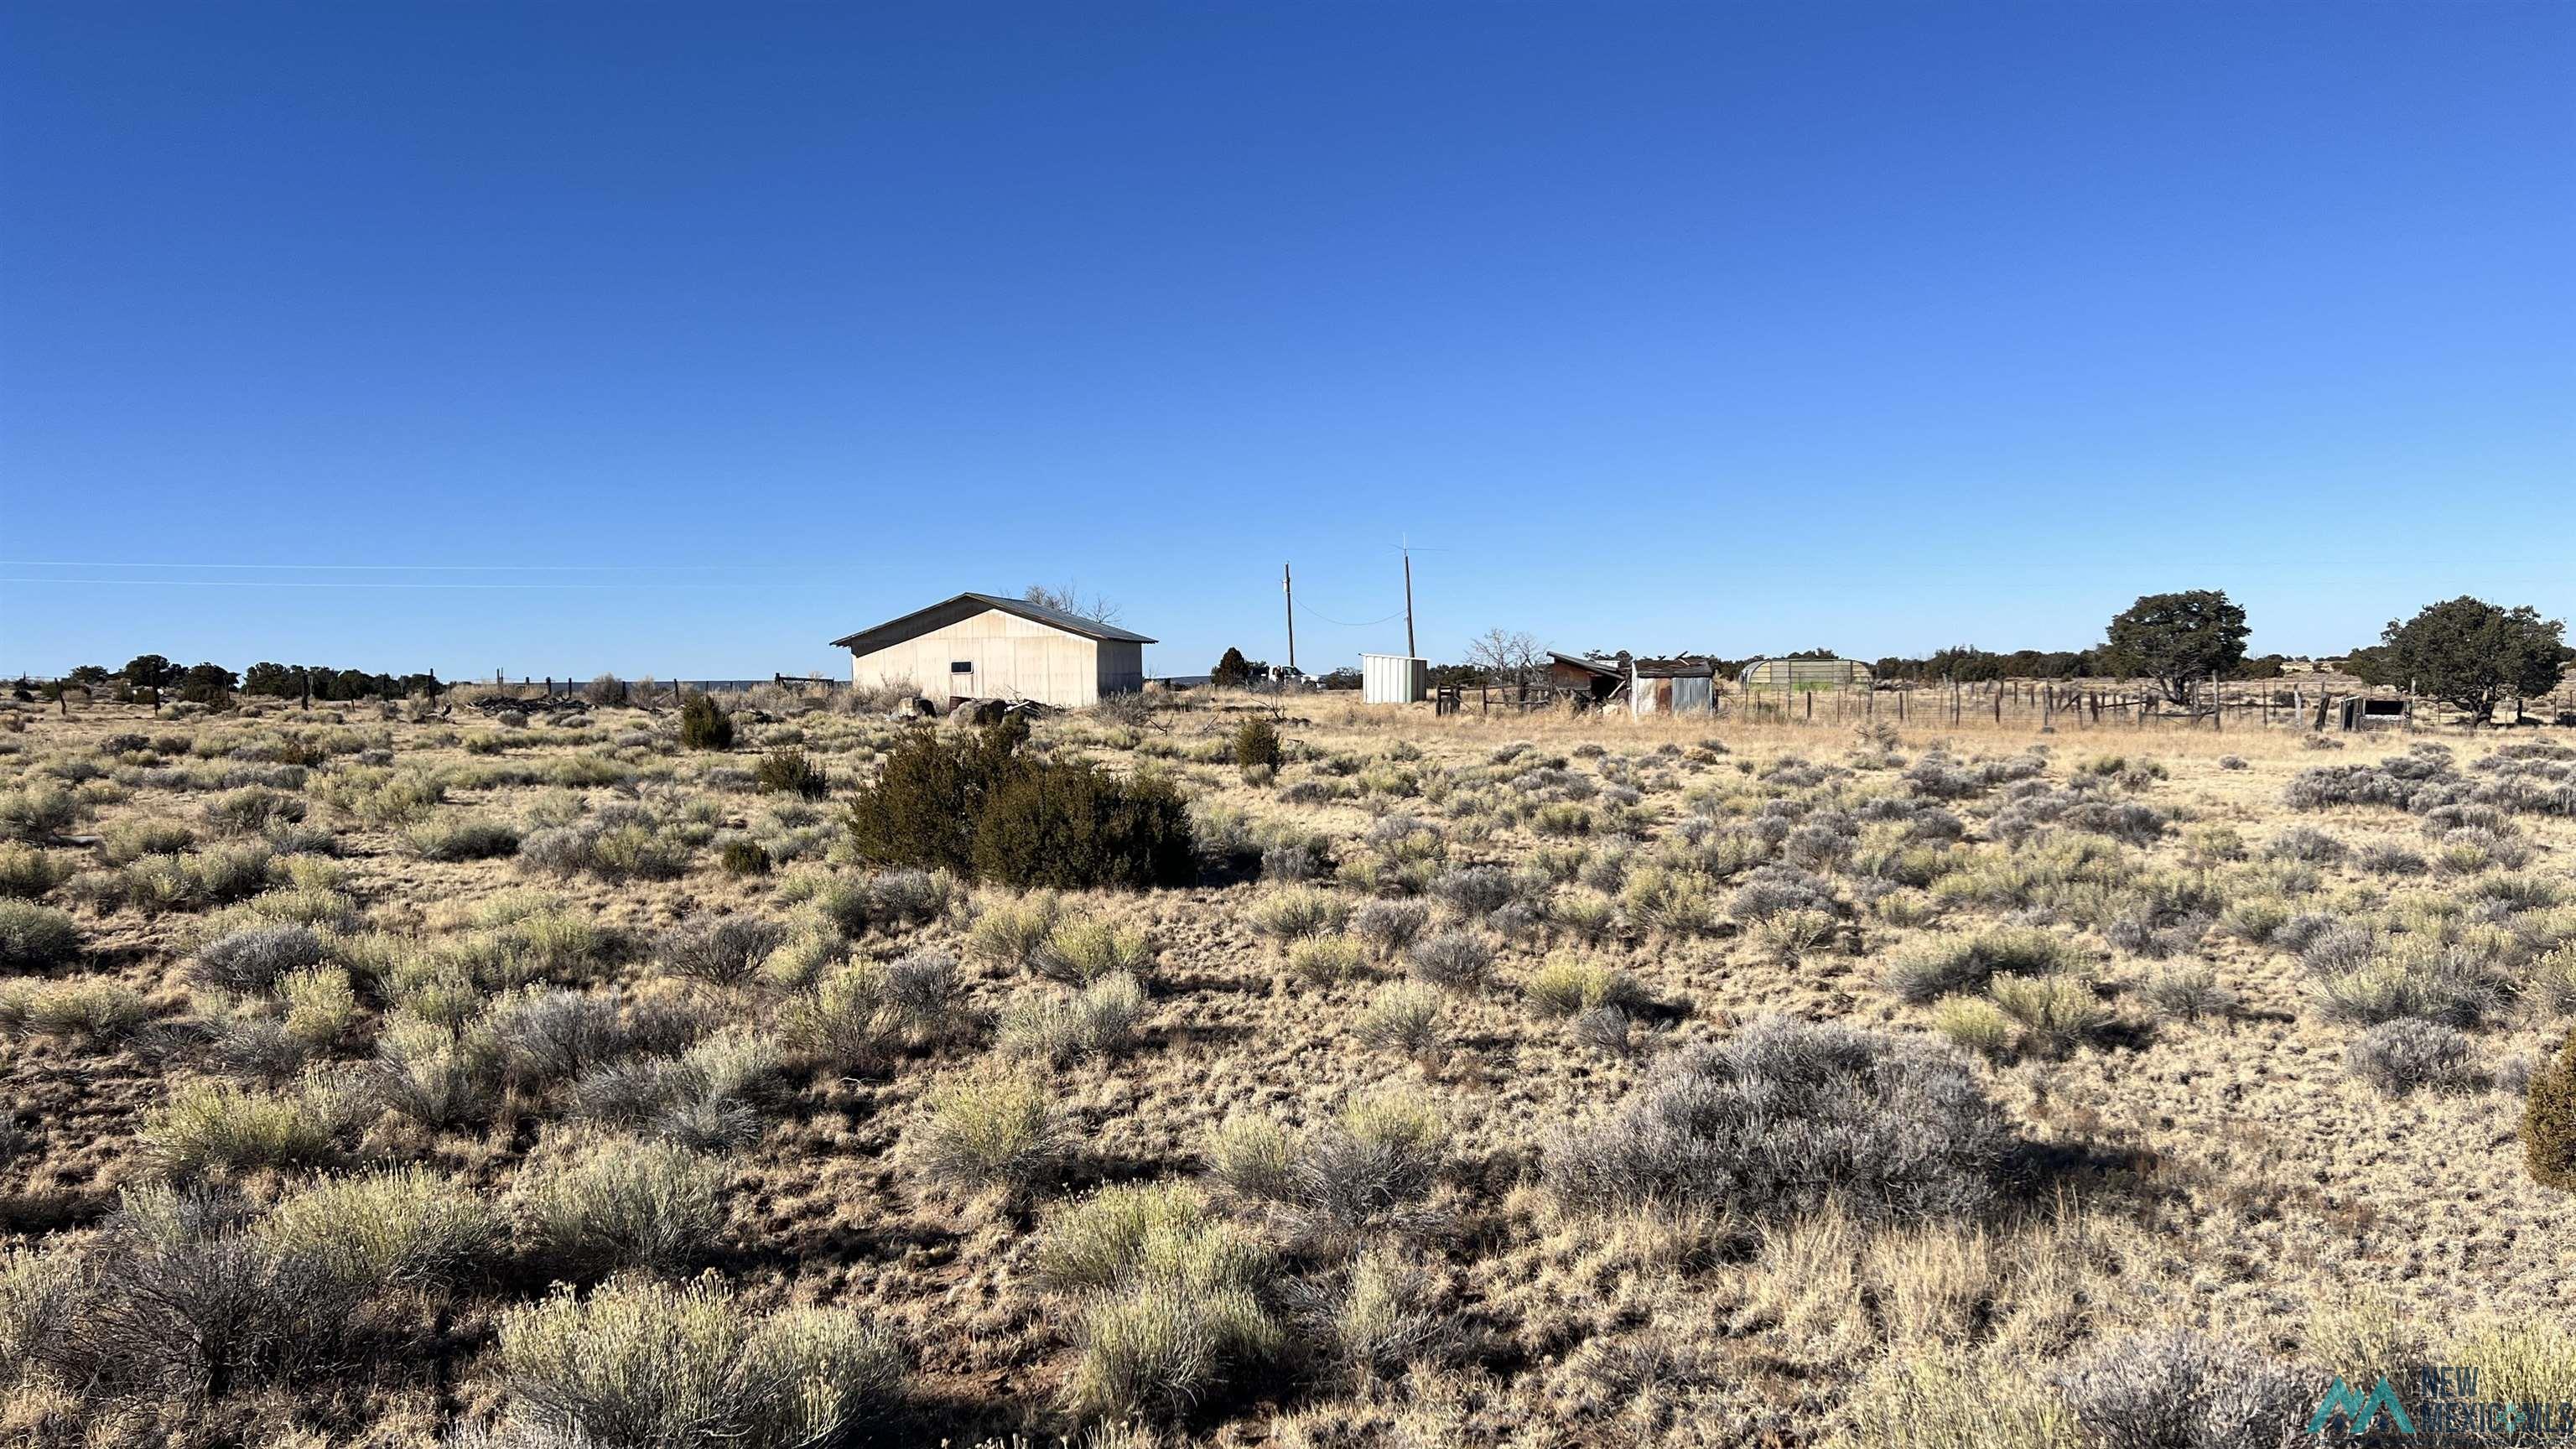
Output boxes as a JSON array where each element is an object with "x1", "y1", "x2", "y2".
[
  {"x1": 849, "y1": 608, "x2": 1105, "y2": 708},
  {"x1": 1095, "y1": 641, "x2": 1145, "y2": 696}
]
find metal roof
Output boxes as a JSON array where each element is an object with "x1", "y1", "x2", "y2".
[
  {"x1": 1548, "y1": 652, "x2": 1623, "y2": 678},
  {"x1": 829, "y1": 591, "x2": 1156, "y2": 652}
]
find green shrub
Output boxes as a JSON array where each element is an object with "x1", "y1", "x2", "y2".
[
  {"x1": 973, "y1": 761, "x2": 1196, "y2": 891},
  {"x1": 912, "y1": 1066, "x2": 1064, "y2": 1200},
  {"x1": 754, "y1": 747, "x2": 829, "y2": 799},
  {"x1": 0, "y1": 899, "x2": 80, "y2": 969},
  {"x1": 494, "y1": 1275, "x2": 900, "y2": 1449},
  {"x1": 844, "y1": 723, "x2": 1025, "y2": 873},
  {"x1": 1931, "y1": 996, "x2": 2016, "y2": 1060},
  {"x1": 1884, "y1": 927, "x2": 2079, "y2": 1004},
  {"x1": 2527, "y1": 1032, "x2": 2576, "y2": 1192},
  {"x1": 967, "y1": 891, "x2": 1060, "y2": 970},
  {"x1": 1036, "y1": 918, "x2": 1154, "y2": 986},
  {"x1": 715, "y1": 836, "x2": 770, "y2": 876},
  {"x1": 1988, "y1": 975, "x2": 2111, "y2": 1056},
  {"x1": 1285, "y1": 933, "x2": 1365, "y2": 985},
  {"x1": 999, "y1": 973, "x2": 1148, "y2": 1064},
  {"x1": 143, "y1": 1081, "x2": 337, "y2": 1179},
  {"x1": 678, "y1": 693, "x2": 734, "y2": 750},
  {"x1": 1037, "y1": 1182, "x2": 1281, "y2": 1421},
  {"x1": 399, "y1": 815, "x2": 522, "y2": 861},
  {"x1": 1233, "y1": 716, "x2": 1283, "y2": 773},
  {"x1": 0, "y1": 976, "x2": 145, "y2": 1041},
  {"x1": 518, "y1": 1136, "x2": 728, "y2": 1273},
  {"x1": 261, "y1": 1165, "x2": 496, "y2": 1291},
  {"x1": 1356, "y1": 983, "x2": 1445, "y2": 1059},
  {"x1": 1524, "y1": 951, "x2": 1645, "y2": 1017},
  {"x1": 847, "y1": 722, "x2": 1193, "y2": 890},
  {"x1": 1249, "y1": 886, "x2": 1348, "y2": 943},
  {"x1": 0, "y1": 844, "x2": 71, "y2": 900}
]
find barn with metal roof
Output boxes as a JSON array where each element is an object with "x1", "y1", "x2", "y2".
[{"x1": 829, "y1": 592, "x2": 1153, "y2": 708}]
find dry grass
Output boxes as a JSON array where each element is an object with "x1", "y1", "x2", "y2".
[{"x1": 0, "y1": 691, "x2": 2570, "y2": 1445}]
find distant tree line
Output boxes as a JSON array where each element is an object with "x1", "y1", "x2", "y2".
[
  {"x1": 39, "y1": 656, "x2": 444, "y2": 708},
  {"x1": 1441, "y1": 589, "x2": 2570, "y2": 715}
]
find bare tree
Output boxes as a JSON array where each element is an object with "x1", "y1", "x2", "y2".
[
  {"x1": 1022, "y1": 581, "x2": 1123, "y2": 626},
  {"x1": 1466, "y1": 628, "x2": 1546, "y2": 696}
]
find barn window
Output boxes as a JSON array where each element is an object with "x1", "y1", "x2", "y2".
[{"x1": 950, "y1": 661, "x2": 973, "y2": 674}]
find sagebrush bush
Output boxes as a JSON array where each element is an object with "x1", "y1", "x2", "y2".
[
  {"x1": 652, "y1": 915, "x2": 787, "y2": 989},
  {"x1": 2141, "y1": 964, "x2": 2233, "y2": 1022},
  {"x1": 1931, "y1": 996, "x2": 2016, "y2": 1061},
  {"x1": 261, "y1": 1165, "x2": 496, "y2": 1291},
  {"x1": 1284, "y1": 932, "x2": 1364, "y2": 984},
  {"x1": 1405, "y1": 929, "x2": 1493, "y2": 991},
  {"x1": 1988, "y1": 974, "x2": 2111, "y2": 1056},
  {"x1": 1355, "y1": 982, "x2": 1445, "y2": 1059},
  {"x1": 495, "y1": 1274, "x2": 901, "y2": 1449},
  {"x1": 1036, "y1": 1179, "x2": 1281, "y2": 1420},
  {"x1": 280, "y1": 965, "x2": 361, "y2": 1049},
  {"x1": 2345, "y1": 1019, "x2": 2477, "y2": 1095},
  {"x1": 143, "y1": 1081, "x2": 337, "y2": 1179},
  {"x1": 190, "y1": 922, "x2": 325, "y2": 992},
  {"x1": 781, "y1": 952, "x2": 970, "y2": 1072},
  {"x1": 1249, "y1": 886, "x2": 1348, "y2": 943},
  {"x1": 399, "y1": 815, "x2": 522, "y2": 860},
  {"x1": 1000, "y1": 972, "x2": 1147, "y2": 1064},
  {"x1": 1298, "y1": 1245, "x2": 1455, "y2": 1385},
  {"x1": 1883, "y1": 927, "x2": 2077, "y2": 1004},
  {"x1": 0, "y1": 975, "x2": 147, "y2": 1041},
  {"x1": 0, "y1": 843, "x2": 71, "y2": 900},
  {"x1": 678, "y1": 693, "x2": 735, "y2": 750},
  {"x1": 61, "y1": 1182, "x2": 366, "y2": 1402},
  {"x1": 1349, "y1": 899, "x2": 1429, "y2": 958},
  {"x1": 0, "y1": 899, "x2": 80, "y2": 969},
  {"x1": 1277, "y1": 1092, "x2": 1450, "y2": 1245},
  {"x1": 913, "y1": 1067, "x2": 1064, "y2": 1200},
  {"x1": 1524, "y1": 951, "x2": 1644, "y2": 1018},
  {"x1": 1036, "y1": 917, "x2": 1153, "y2": 985},
  {"x1": 0, "y1": 782, "x2": 83, "y2": 842},
  {"x1": 518, "y1": 1136, "x2": 727, "y2": 1273},
  {"x1": 2054, "y1": 1330, "x2": 2309, "y2": 1449},
  {"x1": 968, "y1": 891, "x2": 1061, "y2": 970},
  {"x1": 1543, "y1": 1017, "x2": 2012, "y2": 1223},
  {"x1": 205, "y1": 786, "x2": 306, "y2": 836}
]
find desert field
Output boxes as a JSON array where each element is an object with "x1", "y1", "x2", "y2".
[{"x1": 3, "y1": 688, "x2": 2573, "y2": 1448}]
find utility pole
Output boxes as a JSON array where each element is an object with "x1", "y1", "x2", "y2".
[
  {"x1": 1282, "y1": 563, "x2": 1296, "y2": 674},
  {"x1": 1402, "y1": 545, "x2": 1417, "y2": 659}
]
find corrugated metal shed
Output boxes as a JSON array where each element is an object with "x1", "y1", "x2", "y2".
[
  {"x1": 1361, "y1": 653, "x2": 1428, "y2": 704},
  {"x1": 1739, "y1": 657, "x2": 1873, "y2": 688},
  {"x1": 1628, "y1": 660, "x2": 1715, "y2": 717}
]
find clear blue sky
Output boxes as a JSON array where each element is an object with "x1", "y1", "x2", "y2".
[{"x1": 3, "y1": 3, "x2": 2568, "y2": 681}]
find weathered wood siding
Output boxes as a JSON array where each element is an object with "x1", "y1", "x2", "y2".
[{"x1": 849, "y1": 607, "x2": 1140, "y2": 708}]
